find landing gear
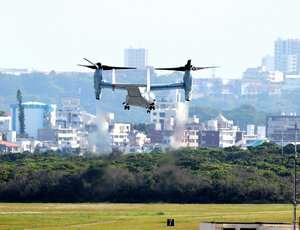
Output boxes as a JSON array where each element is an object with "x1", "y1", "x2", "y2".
[
  {"x1": 124, "y1": 105, "x2": 130, "y2": 110},
  {"x1": 146, "y1": 106, "x2": 155, "y2": 113}
]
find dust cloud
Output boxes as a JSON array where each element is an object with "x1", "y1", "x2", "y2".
[
  {"x1": 170, "y1": 102, "x2": 189, "y2": 148},
  {"x1": 89, "y1": 102, "x2": 111, "y2": 154}
]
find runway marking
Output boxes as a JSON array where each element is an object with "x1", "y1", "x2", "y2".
[
  {"x1": 70, "y1": 221, "x2": 116, "y2": 226},
  {"x1": 0, "y1": 212, "x2": 46, "y2": 214}
]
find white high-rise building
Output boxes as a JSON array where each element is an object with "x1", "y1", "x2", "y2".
[
  {"x1": 274, "y1": 38, "x2": 300, "y2": 74},
  {"x1": 150, "y1": 90, "x2": 182, "y2": 131},
  {"x1": 124, "y1": 48, "x2": 149, "y2": 67}
]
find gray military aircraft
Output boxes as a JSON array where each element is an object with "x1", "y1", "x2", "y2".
[{"x1": 79, "y1": 58, "x2": 217, "y2": 113}]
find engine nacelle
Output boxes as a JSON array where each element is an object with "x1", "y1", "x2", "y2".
[
  {"x1": 94, "y1": 69, "x2": 103, "y2": 100},
  {"x1": 183, "y1": 70, "x2": 193, "y2": 101},
  {"x1": 95, "y1": 89, "x2": 102, "y2": 100}
]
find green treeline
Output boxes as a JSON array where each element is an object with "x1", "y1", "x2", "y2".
[{"x1": 0, "y1": 142, "x2": 297, "y2": 203}]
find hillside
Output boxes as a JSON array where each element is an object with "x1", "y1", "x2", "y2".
[
  {"x1": 0, "y1": 71, "x2": 182, "y2": 123},
  {"x1": 1, "y1": 71, "x2": 300, "y2": 124},
  {"x1": 190, "y1": 104, "x2": 267, "y2": 130}
]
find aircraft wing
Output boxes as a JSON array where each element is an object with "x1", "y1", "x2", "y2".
[
  {"x1": 150, "y1": 83, "x2": 184, "y2": 91},
  {"x1": 101, "y1": 82, "x2": 147, "y2": 90},
  {"x1": 101, "y1": 82, "x2": 184, "y2": 92}
]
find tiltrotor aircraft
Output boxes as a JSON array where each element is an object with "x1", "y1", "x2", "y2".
[{"x1": 79, "y1": 58, "x2": 217, "y2": 113}]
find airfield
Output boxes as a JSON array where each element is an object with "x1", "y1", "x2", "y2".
[{"x1": 0, "y1": 203, "x2": 295, "y2": 229}]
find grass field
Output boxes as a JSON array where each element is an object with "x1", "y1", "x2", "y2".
[{"x1": 0, "y1": 203, "x2": 296, "y2": 230}]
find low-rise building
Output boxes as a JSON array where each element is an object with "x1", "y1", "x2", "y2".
[
  {"x1": 177, "y1": 114, "x2": 242, "y2": 149},
  {"x1": 0, "y1": 141, "x2": 20, "y2": 153},
  {"x1": 266, "y1": 114, "x2": 300, "y2": 145},
  {"x1": 243, "y1": 66, "x2": 284, "y2": 83},
  {"x1": 38, "y1": 127, "x2": 81, "y2": 150},
  {"x1": 282, "y1": 74, "x2": 300, "y2": 92},
  {"x1": 180, "y1": 130, "x2": 199, "y2": 148},
  {"x1": 16, "y1": 138, "x2": 41, "y2": 153},
  {"x1": 0, "y1": 115, "x2": 11, "y2": 131},
  {"x1": 200, "y1": 222, "x2": 294, "y2": 230},
  {"x1": 241, "y1": 79, "x2": 281, "y2": 98},
  {"x1": 109, "y1": 122, "x2": 131, "y2": 133}
]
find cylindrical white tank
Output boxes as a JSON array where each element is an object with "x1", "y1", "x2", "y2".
[
  {"x1": 22, "y1": 102, "x2": 45, "y2": 139},
  {"x1": 11, "y1": 101, "x2": 57, "y2": 139}
]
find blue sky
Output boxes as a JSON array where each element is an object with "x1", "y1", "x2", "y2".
[{"x1": 1, "y1": 0, "x2": 300, "y2": 78}]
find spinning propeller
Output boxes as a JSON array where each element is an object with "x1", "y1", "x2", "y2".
[
  {"x1": 78, "y1": 58, "x2": 136, "y2": 70},
  {"x1": 155, "y1": 59, "x2": 219, "y2": 71}
]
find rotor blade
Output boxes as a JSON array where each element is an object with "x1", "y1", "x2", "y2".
[
  {"x1": 83, "y1": 58, "x2": 96, "y2": 66},
  {"x1": 77, "y1": 64, "x2": 97, "y2": 69},
  {"x1": 102, "y1": 65, "x2": 136, "y2": 70},
  {"x1": 192, "y1": 66, "x2": 220, "y2": 71},
  {"x1": 155, "y1": 67, "x2": 186, "y2": 71}
]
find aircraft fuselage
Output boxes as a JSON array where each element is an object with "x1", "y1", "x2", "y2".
[{"x1": 125, "y1": 88, "x2": 156, "y2": 110}]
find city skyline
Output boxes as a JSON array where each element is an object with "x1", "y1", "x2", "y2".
[{"x1": 1, "y1": 0, "x2": 300, "y2": 78}]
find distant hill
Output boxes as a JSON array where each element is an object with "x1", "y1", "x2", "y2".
[
  {"x1": 1, "y1": 71, "x2": 299, "y2": 123},
  {"x1": 0, "y1": 71, "x2": 182, "y2": 123},
  {"x1": 190, "y1": 104, "x2": 267, "y2": 130}
]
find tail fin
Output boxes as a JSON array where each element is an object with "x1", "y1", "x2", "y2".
[
  {"x1": 112, "y1": 68, "x2": 116, "y2": 84},
  {"x1": 147, "y1": 69, "x2": 150, "y2": 93},
  {"x1": 112, "y1": 68, "x2": 116, "y2": 91}
]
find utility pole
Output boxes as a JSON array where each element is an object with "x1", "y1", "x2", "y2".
[
  {"x1": 281, "y1": 123, "x2": 298, "y2": 229},
  {"x1": 292, "y1": 123, "x2": 297, "y2": 230},
  {"x1": 282, "y1": 131, "x2": 284, "y2": 157}
]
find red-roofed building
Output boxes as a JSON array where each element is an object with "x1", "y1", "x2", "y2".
[{"x1": 0, "y1": 141, "x2": 21, "y2": 153}]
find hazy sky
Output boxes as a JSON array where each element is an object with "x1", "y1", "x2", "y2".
[{"x1": 1, "y1": 0, "x2": 300, "y2": 78}]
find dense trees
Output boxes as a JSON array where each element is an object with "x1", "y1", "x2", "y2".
[{"x1": 0, "y1": 143, "x2": 296, "y2": 203}]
